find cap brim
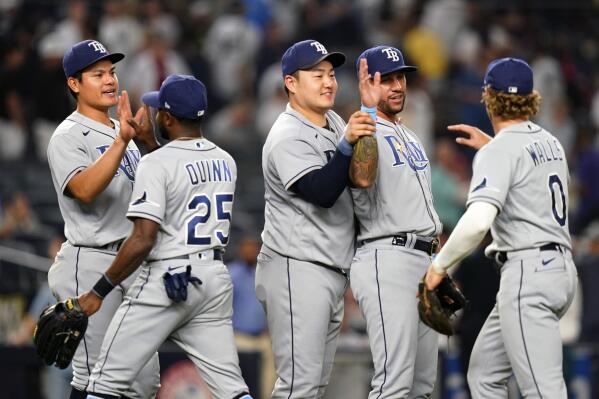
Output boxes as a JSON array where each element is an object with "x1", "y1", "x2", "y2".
[
  {"x1": 72, "y1": 53, "x2": 125, "y2": 76},
  {"x1": 141, "y1": 91, "x2": 161, "y2": 108},
  {"x1": 104, "y1": 52, "x2": 125, "y2": 64},
  {"x1": 301, "y1": 51, "x2": 346, "y2": 71},
  {"x1": 382, "y1": 65, "x2": 418, "y2": 75}
]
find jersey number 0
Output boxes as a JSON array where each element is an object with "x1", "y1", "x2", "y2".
[{"x1": 548, "y1": 174, "x2": 566, "y2": 227}]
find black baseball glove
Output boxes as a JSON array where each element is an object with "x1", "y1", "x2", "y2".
[
  {"x1": 33, "y1": 297, "x2": 88, "y2": 369},
  {"x1": 418, "y1": 275, "x2": 467, "y2": 336}
]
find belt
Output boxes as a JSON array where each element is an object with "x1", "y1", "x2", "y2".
[
  {"x1": 96, "y1": 239, "x2": 125, "y2": 252},
  {"x1": 496, "y1": 243, "x2": 561, "y2": 264},
  {"x1": 363, "y1": 233, "x2": 439, "y2": 256},
  {"x1": 151, "y1": 249, "x2": 223, "y2": 263}
]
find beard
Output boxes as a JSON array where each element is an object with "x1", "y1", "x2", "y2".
[
  {"x1": 379, "y1": 93, "x2": 406, "y2": 117},
  {"x1": 158, "y1": 120, "x2": 170, "y2": 140}
]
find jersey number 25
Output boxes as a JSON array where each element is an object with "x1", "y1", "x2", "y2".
[{"x1": 186, "y1": 193, "x2": 233, "y2": 246}]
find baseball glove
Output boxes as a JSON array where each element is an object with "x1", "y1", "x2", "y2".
[
  {"x1": 418, "y1": 275, "x2": 467, "y2": 336},
  {"x1": 33, "y1": 297, "x2": 88, "y2": 369}
]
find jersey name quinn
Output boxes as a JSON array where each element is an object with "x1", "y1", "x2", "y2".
[{"x1": 185, "y1": 159, "x2": 233, "y2": 185}]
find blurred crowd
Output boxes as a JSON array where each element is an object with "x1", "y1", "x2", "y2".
[{"x1": 1, "y1": 0, "x2": 599, "y2": 397}]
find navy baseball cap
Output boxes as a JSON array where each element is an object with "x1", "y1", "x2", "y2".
[
  {"x1": 281, "y1": 40, "x2": 346, "y2": 77},
  {"x1": 141, "y1": 74, "x2": 207, "y2": 120},
  {"x1": 356, "y1": 46, "x2": 417, "y2": 77},
  {"x1": 63, "y1": 40, "x2": 124, "y2": 78},
  {"x1": 483, "y1": 57, "x2": 533, "y2": 95}
]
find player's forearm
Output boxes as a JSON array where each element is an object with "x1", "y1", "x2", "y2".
[
  {"x1": 67, "y1": 137, "x2": 129, "y2": 204},
  {"x1": 104, "y1": 233, "x2": 154, "y2": 286},
  {"x1": 293, "y1": 147, "x2": 351, "y2": 208},
  {"x1": 432, "y1": 201, "x2": 498, "y2": 273},
  {"x1": 349, "y1": 136, "x2": 378, "y2": 188}
]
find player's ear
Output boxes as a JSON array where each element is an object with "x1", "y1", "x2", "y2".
[
  {"x1": 284, "y1": 74, "x2": 297, "y2": 95},
  {"x1": 163, "y1": 111, "x2": 174, "y2": 126},
  {"x1": 67, "y1": 77, "x2": 80, "y2": 95}
]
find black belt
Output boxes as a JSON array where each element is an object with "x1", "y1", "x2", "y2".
[
  {"x1": 152, "y1": 249, "x2": 223, "y2": 262},
  {"x1": 363, "y1": 233, "x2": 439, "y2": 256},
  {"x1": 95, "y1": 239, "x2": 125, "y2": 252},
  {"x1": 496, "y1": 243, "x2": 561, "y2": 264}
]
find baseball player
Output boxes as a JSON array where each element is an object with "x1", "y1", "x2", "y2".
[
  {"x1": 349, "y1": 46, "x2": 443, "y2": 399},
  {"x1": 46, "y1": 39, "x2": 160, "y2": 399},
  {"x1": 255, "y1": 39, "x2": 380, "y2": 398},
  {"x1": 423, "y1": 58, "x2": 578, "y2": 398},
  {"x1": 76, "y1": 74, "x2": 252, "y2": 399}
]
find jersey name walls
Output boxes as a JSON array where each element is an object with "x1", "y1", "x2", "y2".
[{"x1": 525, "y1": 138, "x2": 565, "y2": 166}]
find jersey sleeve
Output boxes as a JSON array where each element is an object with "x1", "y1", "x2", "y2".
[
  {"x1": 47, "y1": 132, "x2": 91, "y2": 194},
  {"x1": 271, "y1": 137, "x2": 325, "y2": 190},
  {"x1": 466, "y1": 145, "x2": 513, "y2": 212},
  {"x1": 126, "y1": 157, "x2": 166, "y2": 224}
]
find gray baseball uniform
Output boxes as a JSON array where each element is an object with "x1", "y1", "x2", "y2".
[
  {"x1": 46, "y1": 111, "x2": 160, "y2": 398},
  {"x1": 350, "y1": 119, "x2": 442, "y2": 398},
  {"x1": 466, "y1": 121, "x2": 577, "y2": 398},
  {"x1": 255, "y1": 104, "x2": 353, "y2": 398},
  {"x1": 86, "y1": 138, "x2": 249, "y2": 398}
]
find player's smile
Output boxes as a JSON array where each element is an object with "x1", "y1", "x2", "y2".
[
  {"x1": 102, "y1": 88, "x2": 117, "y2": 98},
  {"x1": 388, "y1": 93, "x2": 404, "y2": 104}
]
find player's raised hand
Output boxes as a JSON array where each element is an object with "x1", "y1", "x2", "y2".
[
  {"x1": 127, "y1": 105, "x2": 159, "y2": 151},
  {"x1": 344, "y1": 111, "x2": 376, "y2": 144},
  {"x1": 116, "y1": 91, "x2": 137, "y2": 143},
  {"x1": 448, "y1": 124, "x2": 492, "y2": 150},
  {"x1": 358, "y1": 58, "x2": 382, "y2": 109}
]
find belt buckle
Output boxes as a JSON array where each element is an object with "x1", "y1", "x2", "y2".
[
  {"x1": 430, "y1": 238, "x2": 439, "y2": 256},
  {"x1": 391, "y1": 235, "x2": 406, "y2": 246}
]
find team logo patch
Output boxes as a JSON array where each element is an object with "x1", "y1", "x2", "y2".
[
  {"x1": 310, "y1": 41, "x2": 327, "y2": 54},
  {"x1": 88, "y1": 41, "x2": 107, "y2": 53},
  {"x1": 131, "y1": 191, "x2": 161, "y2": 208},
  {"x1": 471, "y1": 177, "x2": 487, "y2": 193},
  {"x1": 384, "y1": 135, "x2": 429, "y2": 171},
  {"x1": 382, "y1": 48, "x2": 400, "y2": 62},
  {"x1": 97, "y1": 146, "x2": 140, "y2": 182}
]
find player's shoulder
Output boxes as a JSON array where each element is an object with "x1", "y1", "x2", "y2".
[
  {"x1": 265, "y1": 111, "x2": 305, "y2": 147},
  {"x1": 483, "y1": 129, "x2": 521, "y2": 153},
  {"x1": 150, "y1": 138, "x2": 234, "y2": 162},
  {"x1": 47, "y1": 113, "x2": 88, "y2": 147},
  {"x1": 51, "y1": 113, "x2": 84, "y2": 138}
]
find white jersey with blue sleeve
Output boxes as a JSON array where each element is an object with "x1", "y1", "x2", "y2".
[{"x1": 261, "y1": 104, "x2": 355, "y2": 269}]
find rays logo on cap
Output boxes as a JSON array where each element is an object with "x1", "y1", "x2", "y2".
[
  {"x1": 382, "y1": 48, "x2": 400, "y2": 62},
  {"x1": 88, "y1": 41, "x2": 107, "y2": 53},
  {"x1": 310, "y1": 41, "x2": 327, "y2": 54}
]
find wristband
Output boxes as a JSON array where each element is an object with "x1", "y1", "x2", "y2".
[
  {"x1": 360, "y1": 104, "x2": 377, "y2": 121},
  {"x1": 92, "y1": 274, "x2": 115, "y2": 298},
  {"x1": 338, "y1": 137, "x2": 354, "y2": 156}
]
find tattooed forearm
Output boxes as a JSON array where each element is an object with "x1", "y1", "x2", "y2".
[{"x1": 350, "y1": 136, "x2": 378, "y2": 188}]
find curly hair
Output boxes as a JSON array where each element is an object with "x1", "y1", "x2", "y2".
[{"x1": 481, "y1": 86, "x2": 542, "y2": 119}]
